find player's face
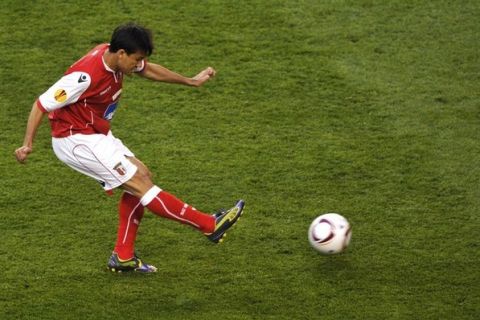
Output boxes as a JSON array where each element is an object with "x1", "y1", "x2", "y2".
[{"x1": 117, "y1": 50, "x2": 145, "y2": 74}]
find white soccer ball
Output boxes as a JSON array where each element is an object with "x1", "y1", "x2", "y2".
[{"x1": 308, "y1": 213, "x2": 352, "y2": 254}]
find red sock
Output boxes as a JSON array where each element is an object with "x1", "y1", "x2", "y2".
[
  {"x1": 114, "y1": 192, "x2": 144, "y2": 260},
  {"x1": 140, "y1": 186, "x2": 215, "y2": 233}
]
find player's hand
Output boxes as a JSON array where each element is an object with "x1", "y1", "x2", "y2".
[
  {"x1": 15, "y1": 145, "x2": 32, "y2": 164},
  {"x1": 191, "y1": 67, "x2": 216, "y2": 87}
]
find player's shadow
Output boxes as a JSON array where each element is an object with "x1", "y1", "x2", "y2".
[
  {"x1": 319, "y1": 254, "x2": 351, "y2": 269},
  {"x1": 305, "y1": 252, "x2": 356, "y2": 283}
]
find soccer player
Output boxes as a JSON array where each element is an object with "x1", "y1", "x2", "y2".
[{"x1": 14, "y1": 23, "x2": 244, "y2": 273}]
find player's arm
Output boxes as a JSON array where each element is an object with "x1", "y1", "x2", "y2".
[
  {"x1": 15, "y1": 72, "x2": 91, "y2": 163},
  {"x1": 15, "y1": 100, "x2": 45, "y2": 163},
  {"x1": 138, "y1": 62, "x2": 216, "y2": 87}
]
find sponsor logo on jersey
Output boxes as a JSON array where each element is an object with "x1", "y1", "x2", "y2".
[
  {"x1": 112, "y1": 89, "x2": 122, "y2": 101},
  {"x1": 103, "y1": 101, "x2": 118, "y2": 120},
  {"x1": 100, "y1": 85, "x2": 112, "y2": 96},
  {"x1": 114, "y1": 163, "x2": 126, "y2": 176},
  {"x1": 54, "y1": 89, "x2": 67, "y2": 103},
  {"x1": 78, "y1": 74, "x2": 88, "y2": 83}
]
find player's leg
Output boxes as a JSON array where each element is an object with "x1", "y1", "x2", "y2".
[
  {"x1": 108, "y1": 190, "x2": 157, "y2": 273},
  {"x1": 112, "y1": 157, "x2": 150, "y2": 260},
  {"x1": 121, "y1": 164, "x2": 216, "y2": 233},
  {"x1": 121, "y1": 158, "x2": 245, "y2": 243},
  {"x1": 113, "y1": 191, "x2": 144, "y2": 260}
]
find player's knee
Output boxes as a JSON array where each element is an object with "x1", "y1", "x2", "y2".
[
  {"x1": 135, "y1": 166, "x2": 152, "y2": 183},
  {"x1": 131, "y1": 158, "x2": 153, "y2": 179},
  {"x1": 146, "y1": 168, "x2": 153, "y2": 179},
  {"x1": 122, "y1": 170, "x2": 154, "y2": 198}
]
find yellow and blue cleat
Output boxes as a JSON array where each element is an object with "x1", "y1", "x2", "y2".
[
  {"x1": 107, "y1": 252, "x2": 157, "y2": 273},
  {"x1": 205, "y1": 199, "x2": 245, "y2": 243}
]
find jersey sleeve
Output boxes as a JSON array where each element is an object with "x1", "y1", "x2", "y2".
[{"x1": 38, "y1": 72, "x2": 91, "y2": 112}]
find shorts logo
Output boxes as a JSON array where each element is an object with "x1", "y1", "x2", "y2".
[
  {"x1": 54, "y1": 89, "x2": 67, "y2": 103},
  {"x1": 114, "y1": 163, "x2": 126, "y2": 176}
]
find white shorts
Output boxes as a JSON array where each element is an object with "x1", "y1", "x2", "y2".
[{"x1": 52, "y1": 131, "x2": 138, "y2": 191}]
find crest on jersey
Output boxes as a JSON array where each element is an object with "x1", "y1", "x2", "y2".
[
  {"x1": 113, "y1": 162, "x2": 126, "y2": 176},
  {"x1": 54, "y1": 89, "x2": 67, "y2": 103}
]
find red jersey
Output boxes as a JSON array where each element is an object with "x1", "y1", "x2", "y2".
[{"x1": 37, "y1": 43, "x2": 145, "y2": 137}]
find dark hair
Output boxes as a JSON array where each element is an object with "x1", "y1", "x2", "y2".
[{"x1": 109, "y1": 23, "x2": 153, "y2": 56}]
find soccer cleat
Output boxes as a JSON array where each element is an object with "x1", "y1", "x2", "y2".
[
  {"x1": 107, "y1": 252, "x2": 157, "y2": 273},
  {"x1": 213, "y1": 208, "x2": 226, "y2": 219},
  {"x1": 205, "y1": 199, "x2": 245, "y2": 243}
]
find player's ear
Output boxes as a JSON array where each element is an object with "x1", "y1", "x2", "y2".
[{"x1": 117, "y1": 49, "x2": 127, "y2": 58}]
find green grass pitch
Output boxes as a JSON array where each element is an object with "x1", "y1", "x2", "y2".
[{"x1": 0, "y1": 0, "x2": 478, "y2": 319}]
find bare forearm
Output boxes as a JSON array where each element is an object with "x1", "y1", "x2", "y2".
[
  {"x1": 15, "y1": 101, "x2": 45, "y2": 163},
  {"x1": 23, "y1": 101, "x2": 45, "y2": 147},
  {"x1": 141, "y1": 63, "x2": 193, "y2": 85},
  {"x1": 139, "y1": 63, "x2": 216, "y2": 87}
]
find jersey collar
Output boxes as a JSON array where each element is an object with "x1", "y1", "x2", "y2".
[{"x1": 102, "y1": 45, "x2": 116, "y2": 73}]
